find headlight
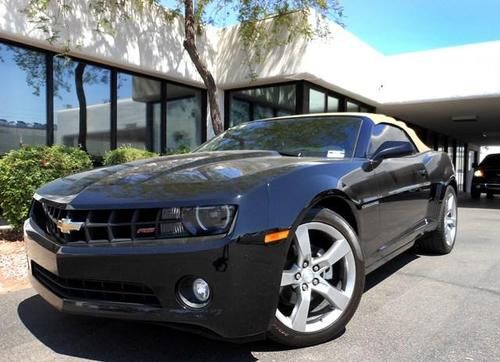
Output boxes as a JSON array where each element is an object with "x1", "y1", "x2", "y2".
[
  {"x1": 474, "y1": 169, "x2": 484, "y2": 177},
  {"x1": 159, "y1": 205, "x2": 236, "y2": 237}
]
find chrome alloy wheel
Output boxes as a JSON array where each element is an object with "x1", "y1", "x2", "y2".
[
  {"x1": 444, "y1": 192, "x2": 457, "y2": 246},
  {"x1": 276, "y1": 222, "x2": 356, "y2": 333}
]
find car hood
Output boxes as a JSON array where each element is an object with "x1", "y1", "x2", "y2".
[{"x1": 36, "y1": 151, "x2": 322, "y2": 208}]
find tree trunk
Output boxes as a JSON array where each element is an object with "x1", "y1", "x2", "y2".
[
  {"x1": 183, "y1": 0, "x2": 223, "y2": 135},
  {"x1": 75, "y1": 62, "x2": 87, "y2": 150}
]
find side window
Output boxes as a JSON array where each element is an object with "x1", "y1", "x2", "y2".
[{"x1": 368, "y1": 124, "x2": 416, "y2": 158}]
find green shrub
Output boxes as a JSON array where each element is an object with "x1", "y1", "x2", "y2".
[
  {"x1": 0, "y1": 145, "x2": 92, "y2": 231},
  {"x1": 166, "y1": 145, "x2": 191, "y2": 155},
  {"x1": 102, "y1": 147, "x2": 158, "y2": 166}
]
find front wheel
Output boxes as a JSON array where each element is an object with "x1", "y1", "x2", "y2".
[{"x1": 268, "y1": 208, "x2": 365, "y2": 347}]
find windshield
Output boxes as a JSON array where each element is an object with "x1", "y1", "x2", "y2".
[
  {"x1": 480, "y1": 154, "x2": 500, "y2": 167},
  {"x1": 196, "y1": 116, "x2": 362, "y2": 158}
]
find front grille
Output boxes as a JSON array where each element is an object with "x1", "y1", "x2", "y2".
[
  {"x1": 30, "y1": 199, "x2": 190, "y2": 245},
  {"x1": 32, "y1": 262, "x2": 161, "y2": 307},
  {"x1": 484, "y1": 170, "x2": 500, "y2": 184}
]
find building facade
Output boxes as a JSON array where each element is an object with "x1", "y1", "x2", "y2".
[{"x1": 1, "y1": 1, "x2": 500, "y2": 191}]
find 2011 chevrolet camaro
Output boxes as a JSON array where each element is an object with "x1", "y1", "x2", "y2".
[{"x1": 25, "y1": 113, "x2": 458, "y2": 347}]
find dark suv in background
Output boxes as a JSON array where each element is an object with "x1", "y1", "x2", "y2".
[{"x1": 471, "y1": 154, "x2": 500, "y2": 199}]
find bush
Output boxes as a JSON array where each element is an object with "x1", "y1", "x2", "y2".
[
  {"x1": 102, "y1": 147, "x2": 158, "y2": 166},
  {"x1": 166, "y1": 145, "x2": 191, "y2": 155},
  {"x1": 0, "y1": 145, "x2": 92, "y2": 231}
]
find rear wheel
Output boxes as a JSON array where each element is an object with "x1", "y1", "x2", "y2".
[
  {"x1": 268, "y1": 208, "x2": 364, "y2": 347},
  {"x1": 418, "y1": 186, "x2": 457, "y2": 254}
]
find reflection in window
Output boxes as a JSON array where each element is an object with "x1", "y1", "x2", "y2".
[
  {"x1": 309, "y1": 89, "x2": 325, "y2": 113},
  {"x1": 231, "y1": 99, "x2": 250, "y2": 125},
  {"x1": 0, "y1": 43, "x2": 46, "y2": 153},
  {"x1": 117, "y1": 73, "x2": 160, "y2": 150},
  {"x1": 198, "y1": 116, "x2": 362, "y2": 159},
  {"x1": 54, "y1": 58, "x2": 111, "y2": 155},
  {"x1": 346, "y1": 101, "x2": 360, "y2": 112},
  {"x1": 327, "y1": 96, "x2": 339, "y2": 112},
  {"x1": 254, "y1": 105, "x2": 274, "y2": 119},
  {"x1": 228, "y1": 84, "x2": 296, "y2": 127},
  {"x1": 166, "y1": 83, "x2": 202, "y2": 152}
]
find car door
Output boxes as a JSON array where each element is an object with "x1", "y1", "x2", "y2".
[{"x1": 369, "y1": 124, "x2": 431, "y2": 256}]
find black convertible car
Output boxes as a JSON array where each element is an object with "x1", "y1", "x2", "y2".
[{"x1": 25, "y1": 113, "x2": 457, "y2": 347}]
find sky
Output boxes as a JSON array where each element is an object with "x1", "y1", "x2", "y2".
[{"x1": 340, "y1": 0, "x2": 500, "y2": 54}]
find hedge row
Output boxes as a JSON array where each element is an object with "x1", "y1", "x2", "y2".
[{"x1": 0, "y1": 146, "x2": 178, "y2": 231}]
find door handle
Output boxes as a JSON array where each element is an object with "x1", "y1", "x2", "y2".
[{"x1": 417, "y1": 169, "x2": 428, "y2": 177}]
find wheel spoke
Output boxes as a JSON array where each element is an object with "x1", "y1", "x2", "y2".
[
  {"x1": 281, "y1": 265, "x2": 300, "y2": 287},
  {"x1": 295, "y1": 225, "x2": 312, "y2": 264},
  {"x1": 291, "y1": 287, "x2": 311, "y2": 332},
  {"x1": 447, "y1": 196, "x2": 454, "y2": 211},
  {"x1": 313, "y1": 238, "x2": 350, "y2": 270},
  {"x1": 312, "y1": 278, "x2": 350, "y2": 311}
]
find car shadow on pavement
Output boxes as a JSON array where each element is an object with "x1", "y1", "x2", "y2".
[
  {"x1": 458, "y1": 193, "x2": 500, "y2": 210},
  {"x1": 17, "y1": 296, "x2": 266, "y2": 361},
  {"x1": 364, "y1": 250, "x2": 420, "y2": 292},
  {"x1": 17, "y1": 250, "x2": 423, "y2": 360}
]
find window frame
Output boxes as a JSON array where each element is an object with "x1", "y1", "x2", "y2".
[{"x1": 0, "y1": 37, "x2": 207, "y2": 156}]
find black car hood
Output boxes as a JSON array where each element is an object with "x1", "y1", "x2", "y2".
[{"x1": 36, "y1": 151, "x2": 320, "y2": 208}]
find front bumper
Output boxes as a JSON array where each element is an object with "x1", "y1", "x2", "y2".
[
  {"x1": 471, "y1": 178, "x2": 500, "y2": 194},
  {"x1": 24, "y1": 218, "x2": 289, "y2": 340}
]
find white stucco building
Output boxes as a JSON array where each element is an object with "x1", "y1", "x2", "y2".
[{"x1": 1, "y1": 0, "x2": 499, "y2": 190}]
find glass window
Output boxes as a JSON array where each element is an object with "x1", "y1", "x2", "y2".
[
  {"x1": 228, "y1": 84, "x2": 296, "y2": 127},
  {"x1": 309, "y1": 89, "x2": 325, "y2": 113},
  {"x1": 230, "y1": 99, "x2": 251, "y2": 126},
  {"x1": 85, "y1": 65, "x2": 111, "y2": 156},
  {"x1": 53, "y1": 58, "x2": 111, "y2": 155},
  {"x1": 166, "y1": 83, "x2": 202, "y2": 152},
  {"x1": 327, "y1": 96, "x2": 339, "y2": 112},
  {"x1": 117, "y1": 73, "x2": 160, "y2": 150},
  {"x1": 197, "y1": 116, "x2": 362, "y2": 158},
  {"x1": 346, "y1": 101, "x2": 360, "y2": 112},
  {"x1": 368, "y1": 124, "x2": 416, "y2": 158},
  {"x1": 254, "y1": 105, "x2": 274, "y2": 119},
  {"x1": 0, "y1": 43, "x2": 46, "y2": 154}
]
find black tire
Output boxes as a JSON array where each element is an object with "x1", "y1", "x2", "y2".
[
  {"x1": 268, "y1": 208, "x2": 365, "y2": 347},
  {"x1": 418, "y1": 186, "x2": 457, "y2": 254},
  {"x1": 471, "y1": 189, "x2": 480, "y2": 199},
  {"x1": 486, "y1": 192, "x2": 494, "y2": 199}
]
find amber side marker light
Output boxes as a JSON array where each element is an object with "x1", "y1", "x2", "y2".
[{"x1": 264, "y1": 230, "x2": 290, "y2": 244}]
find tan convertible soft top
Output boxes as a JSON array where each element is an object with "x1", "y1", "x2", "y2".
[{"x1": 267, "y1": 112, "x2": 430, "y2": 153}]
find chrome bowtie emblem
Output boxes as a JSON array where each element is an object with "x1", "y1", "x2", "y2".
[{"x1": 56, "y1": 218, "x2": 84, "y2": 234}]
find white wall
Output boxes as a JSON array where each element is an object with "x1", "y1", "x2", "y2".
[
  {"x1": 380, "y1": 41, "x2": 500, "y2": 104},
  {"x1": 0, "y1": 0, "x2": 210, "y2": 87},
  {"x1": 2, "y1": 0, "x2": 500, "y2": 116},
  {"x1": 216, "y1": 14, "x2": 383, "y2": 106}
]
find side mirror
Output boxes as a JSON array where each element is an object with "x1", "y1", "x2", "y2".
[{"x1": 372, "y1": 142, "x2": 414, "y2": 162}]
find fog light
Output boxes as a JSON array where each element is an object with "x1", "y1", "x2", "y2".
[
  {"x1": 193, "y1": 278, "x2": 210, "y2": 302},
  {"x1": 177, "y1": 276, "x2": 211, "y2": 309}
]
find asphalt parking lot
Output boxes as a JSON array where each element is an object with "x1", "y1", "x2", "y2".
[{"x1": 0, "y1": 195, "x2": 499, "y2": 362}]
